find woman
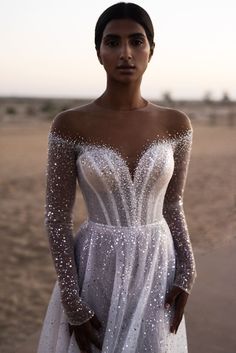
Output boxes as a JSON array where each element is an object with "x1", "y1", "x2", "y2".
[{"x1": 37, "y1": 2, "x2": 197, "y2": 353}]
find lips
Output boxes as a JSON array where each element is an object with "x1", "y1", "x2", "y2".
[
  {"x1": 117, "y1": 65, "x2": 136, "y2": 74},
  {"x1": 117, "y1": 65, "x2": 135, "y2": 69}
]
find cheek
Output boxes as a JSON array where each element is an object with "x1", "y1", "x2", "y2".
[
  {"x1": 99, "y1": 50, "x2": 117, "y2": 66},
  {"x1": 138, "y1": 49, "x2": 151, "y2": 63},
  {"x1": 100, "y1": 48, "x2": 113, "y2": 62}
]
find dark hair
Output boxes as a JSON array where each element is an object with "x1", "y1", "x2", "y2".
[{"x1": 95, "y1": 2, "x2": 155, "y2": 53}]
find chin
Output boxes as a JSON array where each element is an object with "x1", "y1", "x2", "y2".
[{"x1": 112, "y1": 74, "x2": 141, "y2": 84}]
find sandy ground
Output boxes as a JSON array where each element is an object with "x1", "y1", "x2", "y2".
[
  {"x1": 186, "y1": 238, "x2": 236, "y2": 353},
  {"x1": 0, "y1": 118, "x2": 235, "y2": 352}
]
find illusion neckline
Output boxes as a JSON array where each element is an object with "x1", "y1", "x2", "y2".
[
  {"x1": 49, "y1": 129, "x2": 192, "y2": 184},
  {"x1": 49, "y1": 128, "x2": 192, "y2": 147},
  {"x1": 78, "y1": 139, "x2": 170, "y2": 184}
]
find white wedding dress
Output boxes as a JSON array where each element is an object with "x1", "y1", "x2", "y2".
[{"x1": 37, "y1": 127, "x2": 196, "y2": 353}]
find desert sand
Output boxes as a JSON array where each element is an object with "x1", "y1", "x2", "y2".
[{"x1": 0, "y1": 99, "x2": 235, "y2": 352}]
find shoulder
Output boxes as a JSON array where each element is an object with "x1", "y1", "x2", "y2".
[
  {"x1": 50, "y1": 102, "x2": 95, "y2": 138},
  {"x1": 167, "y1": 108, "x2": 192, "y2": 134},
  {"x1": 150, "y1": 102, "x2": 193, "y2": 135}
]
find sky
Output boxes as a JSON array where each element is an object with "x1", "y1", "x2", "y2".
[{"x1": 1, "y1": 0, "x2": 235, "y2": 100}]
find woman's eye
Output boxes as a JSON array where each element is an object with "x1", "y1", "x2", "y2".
[
  {"x1": 105, "y1": 40, "x2": 119, "y2": 47},
  {"x1": 131, "y1": 39, "x2": 144, "y2": 46}
]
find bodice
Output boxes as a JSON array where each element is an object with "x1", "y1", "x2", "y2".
[{"x1": 76, "y1": 138, "x2": 175, "y2": 226}]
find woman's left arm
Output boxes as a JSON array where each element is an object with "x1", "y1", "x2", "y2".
[
  {"x1": 163, "y1": 119, "x2": 197, "y2": 334},
  {"x1": 163, "y1": 126, "x2": 197, "y2": 294}
]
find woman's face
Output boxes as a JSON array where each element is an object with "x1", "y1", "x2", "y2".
[{"x1": 97, "y1": 19, "x2": 152, "y2": 84}]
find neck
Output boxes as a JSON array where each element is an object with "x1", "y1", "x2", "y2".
[{"x1": 97, "y1": 78, "x2": 146, "y2": 111}]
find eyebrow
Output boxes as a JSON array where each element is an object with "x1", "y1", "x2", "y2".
[{"x1": 103, "y1": 33, "x2": 146, "y2": 40}]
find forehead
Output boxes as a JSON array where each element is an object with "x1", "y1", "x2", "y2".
[{"x1": 102, "y1": 19, "x2": 147, "y2": 37}]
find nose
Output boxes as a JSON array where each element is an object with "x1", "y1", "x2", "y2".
[{"x1": 119, "y1": 42, "x2": 132, "y2": 60}]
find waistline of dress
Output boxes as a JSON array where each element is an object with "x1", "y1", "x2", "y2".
[{"x1": 81, "y1": 218, "x2": 166, "y2": 230}]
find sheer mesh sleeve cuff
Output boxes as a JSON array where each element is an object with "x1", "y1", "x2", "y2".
[
  {"x1": 62, "y1": 294, "x2": 95, "y2": 325},
  {"x1": 45, "y1": 131, "x2": 95, "y2": 325}
]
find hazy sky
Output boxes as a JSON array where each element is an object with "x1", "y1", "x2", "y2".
[{"x1": 1, "y1": 0, "x2": 235, "y2": 100}]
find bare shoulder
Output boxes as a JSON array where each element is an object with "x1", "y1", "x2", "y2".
[
  {"x1": 50, "y1": 102, "x2": 95, "y2": 137},
  {"x1": 150, "y1": 102, "x2": 193, "y2": 135},
  {"x1": 167, "y1": 108, "x2": 192, "y2": 135}
]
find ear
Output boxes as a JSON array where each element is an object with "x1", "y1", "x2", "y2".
[
  {"x1": 148, "y1": 42, "x2": 155, "y2": 62},
  {"x1": 96, "y1": 50, "x2": 103, "y2": 65}
]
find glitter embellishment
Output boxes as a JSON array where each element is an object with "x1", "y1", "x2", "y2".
[{"x1": 42, "y1": 128, "x2": 197, "y2": 351}]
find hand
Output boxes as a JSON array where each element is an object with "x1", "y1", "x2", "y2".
[
  {"x1": 68, "y1": 313, "x2": 103, "y2": 352},
  {"x1": 165, "y1": 285, "x2": 189, "y2": 334}
]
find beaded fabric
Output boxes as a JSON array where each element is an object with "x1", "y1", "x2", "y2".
[{"x1": 37, "y1": 128, "x2": 197, "y2": 353}]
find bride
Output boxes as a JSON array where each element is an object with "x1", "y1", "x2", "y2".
[{"x1": 37, "y1": 2, "x2": 197, "y2": 353}]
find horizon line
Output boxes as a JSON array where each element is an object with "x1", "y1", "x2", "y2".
[{"x1": 0, "y1": 95, "x2": 235, "y2": 103}]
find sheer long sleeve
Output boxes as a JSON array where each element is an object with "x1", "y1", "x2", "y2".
[
  {"x1": 163, "y1": 129, "x2": 197, "y2": 294},
  {"x1": 44, "y1": 131, "x2": 95, "y2": 325}
]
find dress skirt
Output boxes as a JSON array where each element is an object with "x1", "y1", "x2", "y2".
[{"x1": 37, "y1": 218, "x2": 188, "y2": 353}]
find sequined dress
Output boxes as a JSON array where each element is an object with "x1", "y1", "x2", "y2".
[{"x1": 37, "y1": 128, "x2": 197, "y2": 353}]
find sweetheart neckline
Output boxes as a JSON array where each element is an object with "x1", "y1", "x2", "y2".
[
  {"x1": 77, "y1": 139, "x2": 174, "y2": 184},
  {"x1": 49, "y1": 129, "x2": 192, "y2": 184}
]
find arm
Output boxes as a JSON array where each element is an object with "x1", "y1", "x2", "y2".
[
  {"x1": 163, "y1": 127, "x2": 197, "y2": 294},
  {"x1": 44, "y1": 123, "x2": 95, "y2": 325}
]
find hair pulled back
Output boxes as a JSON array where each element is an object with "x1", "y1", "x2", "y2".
[{"x1": 95, "y1": 2, "x2": 155, "y2": 53}]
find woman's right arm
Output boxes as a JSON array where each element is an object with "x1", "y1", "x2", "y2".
[{"x1": 44, "y1": 115, "x2": 95, "y2": 325}]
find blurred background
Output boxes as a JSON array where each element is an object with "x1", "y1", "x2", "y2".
[
  {"x1": 1, "y1": 0, "x2": 236, "y2": 99},
  {"x1": 0, "y1": 0, "x2": 235, "y2": 352}
]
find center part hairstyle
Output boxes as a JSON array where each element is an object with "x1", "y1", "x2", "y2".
[{"x1": 95, "y1": 2, "x2": 155, "y2": 53}]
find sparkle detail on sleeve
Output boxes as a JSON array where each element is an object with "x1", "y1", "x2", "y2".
[{"x1": 45, "y1": 131, "x2": 95, "y2": 325}]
